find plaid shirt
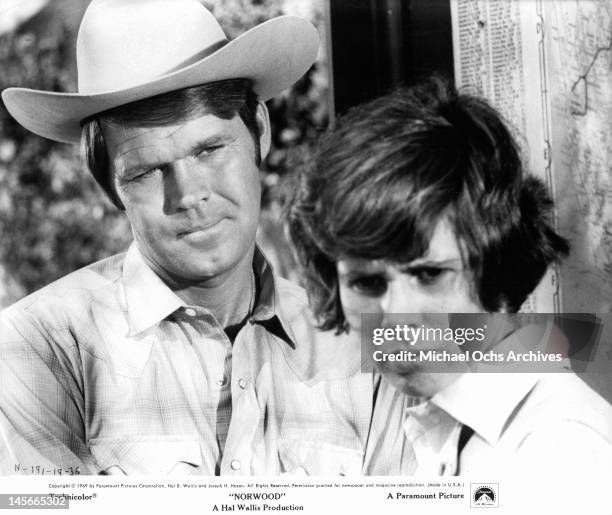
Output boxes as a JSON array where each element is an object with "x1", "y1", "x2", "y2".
[{"x1": 0, "y1": 244, "x2": 373, "y2": 476}]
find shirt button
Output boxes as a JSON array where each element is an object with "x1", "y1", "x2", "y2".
[
  {"x1": 185, "y1": 308, "x2": 197, "y2": 317},
  {"x1": 238, "y1": 378, "x2": 248, "y2": 389},
  {"x1": 216, "y1": 376, "x2": 226, "y2": 387},
  {"x1": 230, "y1": 460, "x2": 241, "y2": 471}
]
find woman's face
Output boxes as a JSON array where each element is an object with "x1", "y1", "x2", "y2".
[{"x1": 336, "y1": 219, "x2": 485, "y2": 397}]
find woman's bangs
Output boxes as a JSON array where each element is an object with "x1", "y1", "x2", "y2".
[{"x1": 323, "y1": 168, "x2": 443, "y2": 263}]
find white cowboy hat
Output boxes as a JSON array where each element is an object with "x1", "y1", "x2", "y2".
[{"x1": 1, "y1": 0, "x2": 319, "y2": 144}]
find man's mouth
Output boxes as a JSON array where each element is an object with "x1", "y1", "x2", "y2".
[{"x1": 177, "y1": 219, "x2": 224, "y2": 237}]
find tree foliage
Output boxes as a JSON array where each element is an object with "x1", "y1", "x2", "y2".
[{"x1": 0, "y1": 28, "x2": 132, "y2": 300}]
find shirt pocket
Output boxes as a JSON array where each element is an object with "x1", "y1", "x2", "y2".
[
  {"x1": 89, "y1": 436, "x2": 203, "y2": 475},
  {"x1": 279, "y1": 439, "x2": 364, "y2": 476}
]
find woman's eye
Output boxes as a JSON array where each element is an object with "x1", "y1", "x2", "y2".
[
  {"x1": 410, "y1": 267, "x2": 446, "y2": 285},
  {"x1": 347, "y1": 275, "x2": 388, "y2": 297}
]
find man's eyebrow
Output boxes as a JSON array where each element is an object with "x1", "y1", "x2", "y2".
[
  {"x1": 121, "y1": 133, "x2": 230, "y2": 176},
  {"x1": 189, "y1": 134, "x2": 227, "y2": 155}
]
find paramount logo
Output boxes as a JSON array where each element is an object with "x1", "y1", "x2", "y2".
[{"x1": 470, "y1": 484, "x2": 499, "y2": 508}]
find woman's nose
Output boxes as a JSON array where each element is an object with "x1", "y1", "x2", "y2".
[
  {"x1": 380, "y1": 277, "x2": 418, "y2": 314},
  {"x1": 379, "y1": 278, "x2": 429, "y2": 328}
]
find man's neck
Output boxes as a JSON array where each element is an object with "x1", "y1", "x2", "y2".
[
  {"x1": 181, "y1": 254, "x2": 255, "y2": 329},
  {"x1": 152, "y1": 249, "x2": 257, "y2": 329}
]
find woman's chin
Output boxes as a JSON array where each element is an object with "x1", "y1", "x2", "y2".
[{"x1": 382, "y1": 369, "x2": 463, "y2": 398}]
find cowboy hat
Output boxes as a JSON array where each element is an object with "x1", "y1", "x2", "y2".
[{"x1": 1, "y1": 0, "x2": 319, "y2": 144}]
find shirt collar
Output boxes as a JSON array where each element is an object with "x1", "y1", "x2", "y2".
[
  {"x1": 122, "y1": 243, "x2": 184, "y2": 336},
  {"x1": 429, "y1": 324, "x2": 566, "y2": 445},
  {"x1": 250, "y1": 247, "x2": 297, "y2": 347},
  {"x1": 430, "y1": 371, "x2": 540, "y2": 445},
  {"x1": 122, "y1": 243, "x2": 296, "y2": 345}
]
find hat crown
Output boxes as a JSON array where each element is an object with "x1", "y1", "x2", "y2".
[{"x1": 77, "y1": 0, "x2": 227, "y2": 94}]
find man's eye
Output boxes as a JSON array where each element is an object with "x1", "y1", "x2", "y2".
[
  {"x1": 409, "y1": 267, "x2": 446, "y2": 285},
  {"x1": 129, "y1": 167, "x2": 160, "y2": 182},
  {"x1": 347, "y1": 275, "x2": 388, "y2": 297},
  {"x1": 196, "y1": 145, "x2": 223, "y2": 158}
]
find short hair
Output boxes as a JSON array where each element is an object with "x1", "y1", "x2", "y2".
[
  {"x1": 287, "y1": 77, "x2": 570, "y2": 333},
  {"x1": 81, "y1": 79, "x2": 261, "y2": 209}
]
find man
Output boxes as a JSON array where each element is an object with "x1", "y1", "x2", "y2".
[{"x1": 0, "y1": 0, "x2": 373, "y2": 476}]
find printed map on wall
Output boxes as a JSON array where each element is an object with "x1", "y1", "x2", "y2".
[
  {"x1": 545, "y1": 0, "x2": 612, "y2": 314},
  {"x1": 451, "y1": 0, "x2": 612, "y2": 316}
]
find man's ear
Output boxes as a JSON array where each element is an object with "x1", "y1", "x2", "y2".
[{"x1": 255, "y1": 101, "x2": 271, "y2": 161}]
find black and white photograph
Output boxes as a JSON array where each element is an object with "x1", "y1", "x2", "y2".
[{"x1": 0, "y1": 1, "x2": 611, "y2": 513}]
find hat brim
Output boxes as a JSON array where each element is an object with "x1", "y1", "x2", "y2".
[{"x1": 1, "y1": 16, "x2": 319, "y2": 144}]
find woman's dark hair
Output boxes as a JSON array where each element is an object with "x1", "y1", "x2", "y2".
[
  {"x1": 287, "y1": 77, "x2": 569, "y2": 333},
  {"x1": 81, "y1": 79, "x2": 261, "y2": 209}
]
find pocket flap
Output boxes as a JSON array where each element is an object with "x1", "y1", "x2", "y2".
[
  {"x1": 89, "y1": 437, "x2": 202, "y2": 475},
  {"x1": 279, "y1": 439, "x2": 364, "y2": 476}
]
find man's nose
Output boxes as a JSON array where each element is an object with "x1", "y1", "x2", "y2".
[{"x1": 165, "y1": 158, "x2": 212, "y2": 211}]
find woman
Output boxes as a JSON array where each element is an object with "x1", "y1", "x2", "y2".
[{"x1": 287, "y1": 78, "x2": 612, "y2": 482}]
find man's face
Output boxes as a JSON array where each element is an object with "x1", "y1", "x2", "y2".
[{"x1": 105, "y1": 105, "x2": 269, "y2": 285}]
